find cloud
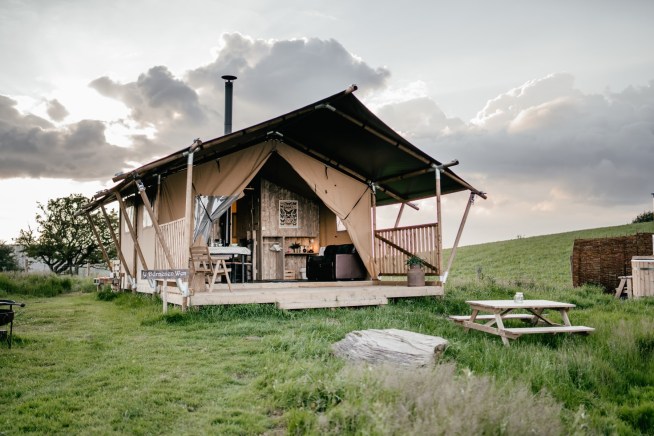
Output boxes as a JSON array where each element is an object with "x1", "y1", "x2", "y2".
[
  {"x1": 384, "y1": 74, "x2": 654, "y2": 211},
  {"x1": 375, "y1": 97, "x2": 465, "y2": 138},
  {"x1": 90, "y1": 65, "x2": 206, "y2": 128},
  {"x1": 0, "y1": 34, "x2": 392, "y2": 181},
  {"x1": 3, "y1": 29, "x2": 652, "y2": 238},
  {"x1": 87, "y1": 33, "x2": 391, "y2": 156},
  {"x1": 187, "y1": 33, "x2": 391, "y2": 125},
  {"x1": 472, "y1": 73, "x2": 581, "y2": 130},
  {"x1": 0, "y1": 95, "x2": 147, "y2": 180},
  {"x1": 45, "y1": 98, "x2": 69, "y2": 122}
]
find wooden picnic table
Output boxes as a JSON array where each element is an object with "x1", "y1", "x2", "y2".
[{"x1": 450, "y1": 299, "x2": 594, "y2": 346}]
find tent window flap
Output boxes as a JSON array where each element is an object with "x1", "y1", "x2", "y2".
[{"x1": 193, "y1": 195, "x2": 239, "y2": 244}]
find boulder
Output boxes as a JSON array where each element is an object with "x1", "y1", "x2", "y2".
[{"x1": 332, "y1": 328, "x2": 448, "y2": 367}]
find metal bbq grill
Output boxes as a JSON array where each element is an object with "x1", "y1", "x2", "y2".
[{"x1": 0, "y1": 300, "x2": 25, "y2": 349}]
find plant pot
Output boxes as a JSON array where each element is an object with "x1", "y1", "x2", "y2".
[{"x1": 407, "y1": 265, "x2": 425, "y2": 287}]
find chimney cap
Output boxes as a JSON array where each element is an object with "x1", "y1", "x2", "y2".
[{"x1": 221, "y1": 75, "x2": 237, "y2": 81}]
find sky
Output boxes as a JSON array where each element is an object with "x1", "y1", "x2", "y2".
[{"x1": 1, "y1": 0, "x2": 653, "y2": 247}]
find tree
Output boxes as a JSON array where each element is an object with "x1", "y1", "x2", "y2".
[
  {"x1": 632, "y1": 211, "x2": 654, "y2": 223},
  {"x1": 0, "y1": 241, "x2": 19, "y2": 271},
  {"x1": 15, "y1": 194, "x2": 118, "y2": 274}
]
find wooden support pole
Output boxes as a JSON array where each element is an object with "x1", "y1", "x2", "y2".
[
  {"x1": 443, "y1": 192, "x2": 476, "y2": 283},
  {"x1": 394, "y1": 203, "x2": 406, "y2": 229},
  {"x1": 371, "y1": 184, "x2": 379, "y2": 280},
  {"x1": 185, "y1": 154, "x2": 195, "y2": 250},
  {"x1": 114, "y1": 191, "x2": 149, "y2": 271},
  {"x1": 85, "y1": 212, "x2": 112, "y2": 271},
  {"x1": 101, "y1": 204, "x2": 133, "y2": 289},
  {"x1": 435, "y1": 168, "x2": 443, "y2": 278},
  {"x1": 135, "y1": 180, "x2": 176, "y2": 269},
  {"x1": 182, "y1": 140, "x2": 202, "y2": 311}
]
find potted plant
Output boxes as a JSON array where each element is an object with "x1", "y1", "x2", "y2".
[
  {"x1": 406, "y1": 255, "x2": 425, "y2": 287},
  {"x1": 290, "y1": 242, "x2": 301, "y2": 253}
]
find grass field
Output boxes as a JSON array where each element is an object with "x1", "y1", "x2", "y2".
[{"x1": 1, "y1": 221, "x2": 653, "y2": 435}]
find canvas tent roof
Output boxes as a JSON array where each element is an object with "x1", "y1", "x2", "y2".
[{"x1": 84, "y1": 86, "x2": 483, "y2": 211}]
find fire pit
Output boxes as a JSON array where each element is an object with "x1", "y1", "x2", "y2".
[{"x1": 0, "y1": 300, "x2": 25, "y2": 349}]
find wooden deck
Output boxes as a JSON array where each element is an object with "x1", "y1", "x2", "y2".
[{"x1": 148, "y1": 280, "x2": 443, "y2": 310}]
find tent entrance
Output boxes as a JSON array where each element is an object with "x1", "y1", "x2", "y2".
[{"x1": 247, "y1": 155, "x2": 333, "y2": 281}]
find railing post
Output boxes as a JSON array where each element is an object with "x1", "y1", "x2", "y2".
[{"x1": 371, "y1": 183, "x2": 379, "y2": 280}]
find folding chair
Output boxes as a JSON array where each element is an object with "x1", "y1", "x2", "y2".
[{"x1": 189, "y1": 245, "x2": 232, "y2": 292}]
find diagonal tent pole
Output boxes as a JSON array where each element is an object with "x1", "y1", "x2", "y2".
[
  {"x1": 434, "y1": 160, "x2": 460, "y2": 280},
  {"x1": 85, "y1": 212, "x2": 113, "y2": 272},
  {"x1": 134, "y1": 179, "x2": 189, "y2": 299},
  {"x1": 114, "y1": 191, "x2": 149, "y2": 271},
  {"x1": 442, "y1": 192, "x2": 479, "y2": 283},
  {"x1": 101, "y1": 204, "x2": 134, "y2": 290},
  {"x1": 394, "y1": 203, "x2": 406, "y2": 228},
  {"x1": 135, "y1": 179, "x2": 176, "y2": 270}
]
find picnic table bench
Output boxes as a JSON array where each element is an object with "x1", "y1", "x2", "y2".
[{"x1": 450, "y1": 299, "x2": 594, "y2": 346}]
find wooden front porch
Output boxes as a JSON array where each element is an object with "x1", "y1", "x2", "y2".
[{"x1": 147, "y1": 280, "x2": 443, "y2": 310}]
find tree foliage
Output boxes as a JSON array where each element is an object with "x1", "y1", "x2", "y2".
[
  {"x1": 0, "y1": 241, "x2": 19, "y2": 271},
  {"x1": 15, "y1": 194, "x2": 118, "y2": 275},
  {"x1": 632, "y1": 211, "x2": 654, "y2": 223}
]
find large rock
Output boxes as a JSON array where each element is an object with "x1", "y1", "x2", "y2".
[{"x1": 332, "y1": 329, "x2": 448, "y2": 367}]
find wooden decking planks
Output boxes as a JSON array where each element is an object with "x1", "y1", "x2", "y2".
[
  {"x1": 277, "y1": 296, "x2": 388, "y2": 310},
  {"x1": 162, "y1": 282, "x2": 443, "y2": 308}
]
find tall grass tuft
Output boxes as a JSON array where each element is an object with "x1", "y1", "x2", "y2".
[
  {"x1": 299, "y1": 363, "x2": 563, "y2": 435},
  {"x1": 0, "y1": 272, "x2": 95, "y2": 297}
]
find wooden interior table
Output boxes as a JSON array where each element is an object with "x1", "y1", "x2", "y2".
[
  {"x1": 209, "y1": 246, "x2": 252, "y2": 283},
  {"x1": 449, "y1": 299, "x2": 595, "y2": 346}
]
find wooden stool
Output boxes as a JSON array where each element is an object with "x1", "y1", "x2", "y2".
[{"x1": 615, "y1": 275, "x2": 632, "y2": 299}]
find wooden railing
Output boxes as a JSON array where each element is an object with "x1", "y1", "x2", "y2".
[
  {"x1": 155, "y1": 218, "x2": 188, "y2": 269},
  {"x1": 374, "y1": 223, "x2": 439, "y2": 275}
]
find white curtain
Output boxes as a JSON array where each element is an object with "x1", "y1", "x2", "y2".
[{"x1": 192, "y1": 195, "x2": 239, "y2": 244}]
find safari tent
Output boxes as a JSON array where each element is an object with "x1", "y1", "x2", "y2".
[{"x1": 81, "y1": 86, "x2": 485, "y2": 309}]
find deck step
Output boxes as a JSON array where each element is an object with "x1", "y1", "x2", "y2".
[
  {"x1": 277, "y1": 297, "x2": 388, "y2": 310},
  {"x1": 449, "y1": 314, "x2": 535, "y2": 322},
  {"x1": 503, "y1": 326, "x2": 595, "y2": 335}
]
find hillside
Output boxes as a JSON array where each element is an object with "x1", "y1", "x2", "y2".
[{"x1": 445, "y1": 221, "x2": 654, "y2": 289}]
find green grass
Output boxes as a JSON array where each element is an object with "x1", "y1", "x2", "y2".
[
  {"x1": 0, "y1": 272, "x2": 96, "y2": 298},
  {"x1": 445, "y1": 221, "x2": 654, "y2": 289},
  {"x1": 1, "y1": 221, "x2": 654, "y2": 434}
]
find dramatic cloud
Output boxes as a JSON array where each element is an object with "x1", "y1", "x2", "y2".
[
  {"x1": 472, "y1": 73, "x2": 581, "y2": 130},
  {"x1": 186, "y1": 33, "x2": 391, "y2": 125},
  {"x1": 0, "y1": 34, "x2": 392, "y2": 181},
  {"x1": 45, "y1": 99, "x2": 69, "y2": 122},
  {"x1": 375, "y1": 97, "x2": 465, "y2": 138},
  {"x1": 90, "y1": 65, "x2": 206, "y2": 128},
  {"x1": 88, "y1": 33, "x2": 391, "y2": 157},
  {"x1": 2, "y1": 30, "x2": 652, "y2": 244},
  {"x1": 0, "y1": 95, "x2": 147, "y2": 180},
  {"x1": 377, "y1": 74, "x2": 654, "y2": 215}
]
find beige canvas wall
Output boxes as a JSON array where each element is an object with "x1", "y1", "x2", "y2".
[
  {"x1": 143, "y1": 140, "x2": 376, "y2": 279},
  {"x1": 319, "y1": 204, "x2": 353, "y2": 247},
  {"x1": 158, "y1": 143, "x2": 276, "y2": 225}
]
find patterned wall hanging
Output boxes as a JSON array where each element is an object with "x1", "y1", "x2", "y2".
[{"x1": 279, "y1": 200, "x2": 298, "y2": 228}]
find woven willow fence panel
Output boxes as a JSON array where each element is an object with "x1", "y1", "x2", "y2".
[{"x1": 571, "y1": 233, "x2": 653, "y2": 291}]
